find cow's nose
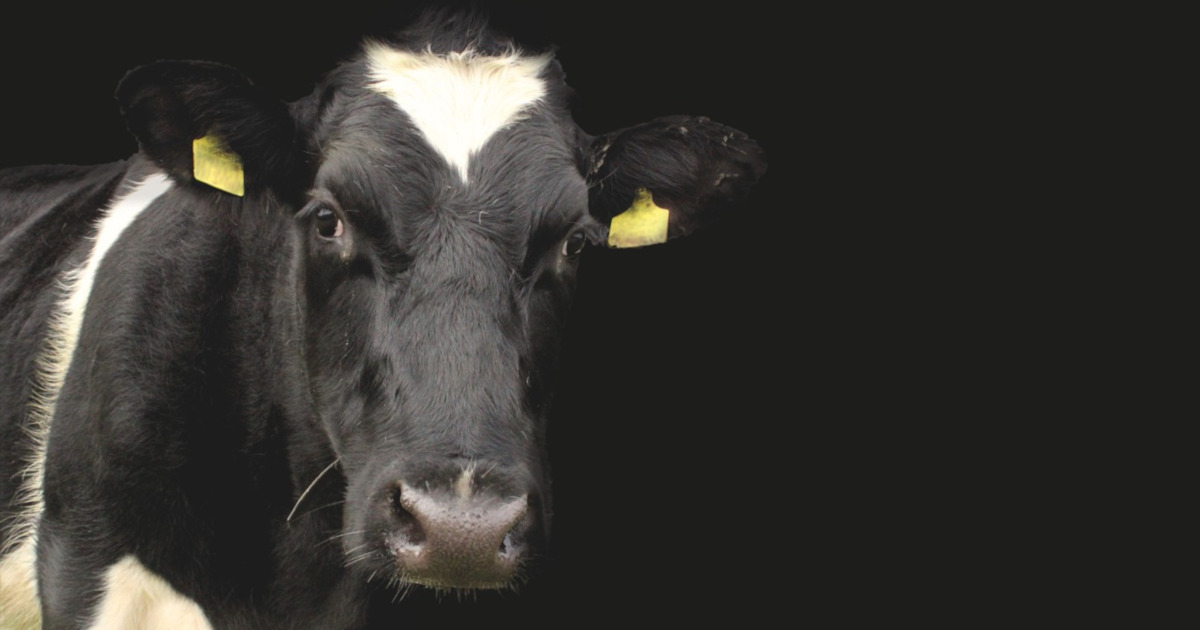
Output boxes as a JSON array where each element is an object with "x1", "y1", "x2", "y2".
[{"x1": 384, "y1": 481, "x2": 529, "y2": 589}]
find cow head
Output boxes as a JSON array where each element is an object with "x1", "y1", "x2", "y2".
[{"x1": 116, "y1": 11, "x2": 764, "y2": 594}]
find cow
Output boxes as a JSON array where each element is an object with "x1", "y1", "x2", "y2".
[{"x1": 0, "y1": 8, "x2": 765, "y2": 629}]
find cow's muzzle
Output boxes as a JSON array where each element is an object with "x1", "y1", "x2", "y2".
[{"x1": 382, "y1": 480, "x2": 532, "y2": 589}]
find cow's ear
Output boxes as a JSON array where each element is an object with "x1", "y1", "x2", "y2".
[
  {"x1": 583, "y1": 115, "x2": 766, "y2": 248},
  {"x1": 116, "y1": 60, "x2": 301, "y2": 198}
]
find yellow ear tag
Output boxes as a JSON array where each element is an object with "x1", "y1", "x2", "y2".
[
  {"x1": 193, "y1": 135, "x2": 245, "y2": 197},
  {"x1": 607, "y1": 187, "x2": 670, "y2": 248}
]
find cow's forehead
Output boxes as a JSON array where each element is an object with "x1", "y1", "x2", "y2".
[
  {"x1": 309, "y1": 41, "x2": 586, "y2": 249},
  {"x1": 363, "y1": 42, "x2": 557, "y2": 185}
]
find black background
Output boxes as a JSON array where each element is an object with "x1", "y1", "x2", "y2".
[{"x1": 1, "y1": 1, "x2": 838, "y2": 625}]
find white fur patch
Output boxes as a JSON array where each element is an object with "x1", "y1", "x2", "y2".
[
  {"x1": 87, "y1": 556, "x2": 212, "y2": 630},
  {"x1": 0, "y1": 540, "x2": 40, "y2": 629},
  {"x1": 455, "y1": 466, "x2": 475, "y2": 500},
  {"x1": 365, "y1": 43, "x2": 552, "y2": 183},
  {"x1": 0, "y1": 174, "x2": 171, "y2": 627}
]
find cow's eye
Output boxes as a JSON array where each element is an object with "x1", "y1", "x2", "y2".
[
  {"x1": 315, "y1": 207, "x2": 344, "y2": 239},
  {"x1": 562, "y1": 231, "x2": 587, "y2": 258}
]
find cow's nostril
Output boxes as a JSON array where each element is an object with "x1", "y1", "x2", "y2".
[
  {"x1": 500, "y1": 530, "x2": 519, "y2": 558},
  {"x1": 389, "y1": 486, "x2": 425, "y2": 546}
]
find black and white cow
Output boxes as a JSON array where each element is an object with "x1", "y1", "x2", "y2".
[{"x1": 0, "y1": 9, "x2": 765, "y2": 629}]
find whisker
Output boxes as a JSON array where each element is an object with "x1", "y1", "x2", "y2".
[
  {"x1": 287, "y1": 457, "x2": 341, "y2": 524},
  {"x1": 342, "y1": 542, "x2": 371, "y2": 556},
  {"x1": 296, "y1": 500, "x2": 345, "y2": 522},
  {"x1": 390, "y1": 580, "x2": 416, "y2": 604},
  {"x1": 320, "y1": 529, "x2": 365, "y2": 547},
  {"x1": 344, "y1": 550, "x2": 378, "y2": 568}
]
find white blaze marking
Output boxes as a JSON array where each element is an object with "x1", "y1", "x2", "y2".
[
  {"x1": 365, "y1": 43, "x2": 552, "y2": 183},
  {"x1": 87, "y1": 556, "x2": 213, "y2": 630},
  {"x1": 0, "y1": 174, "x2": 172, "y2": 628},
  {"x1": 455, "y1": 466, "x2": 475, "y2": 500}
]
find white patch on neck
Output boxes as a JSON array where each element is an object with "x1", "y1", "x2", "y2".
[
  {"x1": 1, "y1": 174, "x2": 171, "y2": 582},
  {"x1": 87, "y1": 555, "x2": 212, "y2": 630},
  {"x1": 0, "y1": 540, "x2": 40, "y2": 629},
  {"x1": 365, "y1": 43, "x2": 552, "y2": 184}
]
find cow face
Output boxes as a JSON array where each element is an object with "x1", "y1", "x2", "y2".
[
  {"x1": 295, "y1": 45, "x2": 598, "y2": 590},
  {"x1": 115, "y1": 13, "x2": 764, "y2": 595}
]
